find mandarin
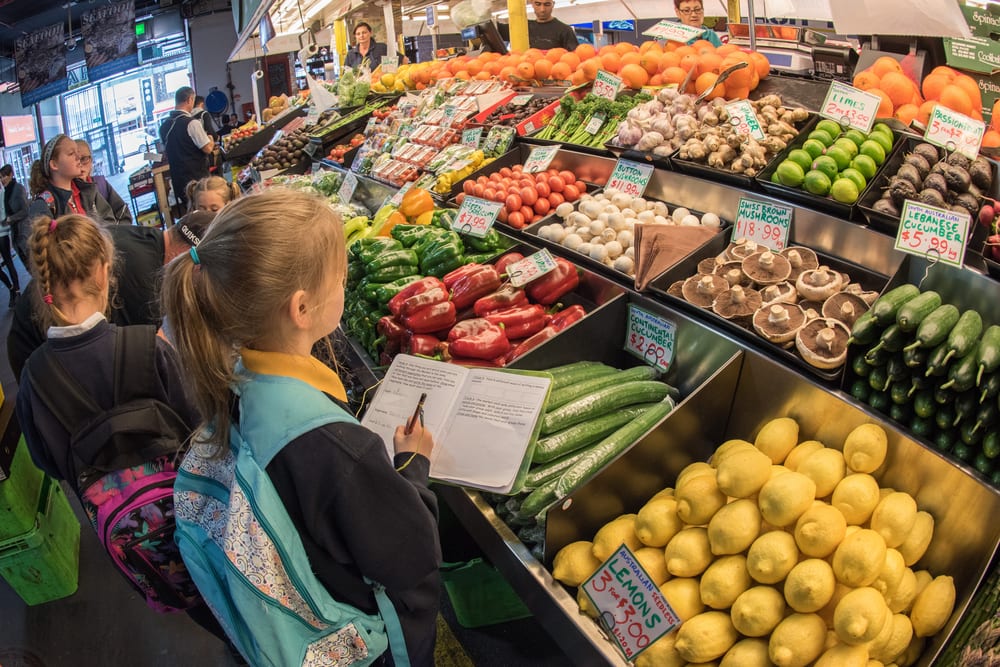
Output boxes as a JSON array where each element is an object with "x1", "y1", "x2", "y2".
[
  {"x1": 620, "y1": 63, "x2": 650, "y2": 89},
  {"x1": 679, "y1": 54, "x2": 699, "y2": 72},
  {"x1": 640, "y1": 51, "x2": 662, "y2": 76},
  {"x1": 954, "y1": 74, "x2": 983, "y2": 109},
  {"x1": 662, "y1": 66, "x2": 688, "y2": 85},
  {"x1": 545, "y1": 47, "x2": 567, "y2": 62},
  {"x1": 559, "y1": 52, "x2": 581, "y2": 69},
  {"x1": 939, "y1": 84, "x2": 974, "y2": 116},
  {"x1": 551, "y1": 61, "x2": 572, "y2": 81},
  {"x1": 516, "y1": 61, "x2": 535, "y2": 80},
  {"x1": 699, "y1": 53, "x2": 723, "y2": 76},
  {"x1": 872, "y1": 56, "x2": 902, "y2": 77},
  {"x1": 853, "y1": 70, "x2": 881, "y2": 91},
  {"x1": 870, "y1": 88, "x2": 894, "y2": 118},
  {"x1": 983, "y1": 129, "x2": 1000, "y2": 147},
  {"x1": 880, "y1": 72, "x2": 916, "y2": 108},
  {"x1": 695, "y1": 72, "x2": 725, "y2": 100},
  {"x1": 581, "y1": 57, "x2": 602, "y2": 80},
  {"x1": 601, "y1": 52, "x2": 622, "y2": 73},
  {"x1": 621, "y1": 52, "x2": 642, "y2": 67},
  {"x1": 895, "y1": 103, "x2": 919, "y2": 125},
  {"x1": 575, "y1": 43, "x2": 597, "y2": 60},
  {"x1": 749, "y1": 51, "x2": 770, "y2": 80},
  {"x1": 918, "y1": 100, "x2": 938, "y2": 125},
  {"x1": 533, "y1": 58, "x2": 552, "y2": 79}
]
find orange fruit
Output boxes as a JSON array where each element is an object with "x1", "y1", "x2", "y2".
[
  {"x1": 921, "y1": 73, "x2": 950, "y2": 100},
  {"x1": 516, "y1": 60, "x2": 535, "y2": 80},
  {"x1": 930, "y1": 65, "x2": 958, "y2": 80},
  {"x1": 621, "y1": 52, "x2": 642, "y2": 67},
  {"x1": 474, "y1": 71, "x2": 490, "y2": 80},
  {"x1": 716, "y1": 44, "x2": 740, "y2": 56},
  {"x1": 918, "y1": 100, "x2": 938, "y2": 125},
  {"x1": 524, "y1": 48, "x2": 544, "y2": 61},
  {"x1": 559, "y1": 52, "x2": 581, "y2": 69},
  {"x1": 648, "y1": 74, "x2": 663, "y2": 86},
  {"x1": 853, "y1": 70, "x2": 881, "y2": 91},
  {"x1": 551, "y1": 61, "x2": 572, "y2": 81},
  {"x1": 679, "y1": 54, "x2": 699, "y2": 72},
  {"x1": 570, "y1": 70, "x2": 587, "y2": 86},
  {"x1": 615, "y1": 42, "x2": 638, "y2": 54},
  {"x1": 954, "y1": 74, "x2": 983, "y2": 110},
  {"x1": 870, "y1": 88, "x2": 894, "y2": 118},
  {"x1": 640, "y1": 41, "x2": 664, "y2": 55},
  {"x1": 748, "y1": 66, "x2": 760, "y2": 91},
  {"x1": 581, "y1": 57, "x2": 602, "y2": 80},
  {"x1": 620, "y1": 63, "x2": 650, "y2": 89},
  {"x1": 721, "y1": 56, "x2": 752, "y2": 88},
  {"x1": 727, "y1": 86, "x2": 751, "y2": 100},
  {"x1": 498, "y1": 66, "x2": 517, "y2": 83},
  {"x1": 675, "y1": 45, "x2": 697, "y2": 58},
  {"x1": 466, "y1": 60, "x2": 483, "y2": 76},
  {"x1": 909, "y1": 90, "x2": 924, "y2": 106},
  {"x1": 454, "y1": 69, "x2": 470, "y2": 80},
  {"x1": 533, "y1": 58, "x2": 552, "y2": 79},
  {"x1": 939, "y1": 84, "x2": 973, "y2": 116},
  {"x1": 691, "y1": 39, "x2": 716, "y2": 53},
  {"x1": 545, "y1": 47, "x2": 567, "y2": 63},
  {"x1": 598, "y1": 44, "x2": 616, "y2": 56},
  {"x1": 983, "y1": 129, "x2": 1000, "y2": 148},
  {"x1": 895, "y1": 103, "x2": 919, "y2": 125},
  {"x1": 695, "y1": 72, "x2": 725, "y2": 100},
  {"x1": 880, "y1": 72, "x2": 915, "y2": 108},
  {"x1": 575, "y1": 43, "x2": 597, "y2": 60},
  {"x1": 600, "y1": 51, "x2": 622, "y2": 73},
  {"x1": 749, "y1": 51, "x2": 770, "y2": 80},
  {"x1": 699, "y1": 52, "x2": 723, "y2": 76},
  {"x1": 659, "y1": 51, "x2": 681, "y2": 70},
  {"x1": 640, "y1": 51, "x2": 662, "y2": 76},
  {"x1": 662, "y1": 66, "x2": 688, "y2": 86},
  {"x1": 871, "y1": 56, "x2": 902, "y2": 77}
]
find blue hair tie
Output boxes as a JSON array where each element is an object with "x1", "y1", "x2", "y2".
[{"x1": 189, "y1": 247, "x2": 201, "y2": 265}]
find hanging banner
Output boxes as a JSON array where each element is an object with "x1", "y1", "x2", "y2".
[
  {"x1": 82, "y1": 0, "x2": 139, "y2": 83},
  {"x1": 15, "y1": 23, "x2": 69, "y2": 106}
]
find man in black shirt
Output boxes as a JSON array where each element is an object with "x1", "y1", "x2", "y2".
[
  {"x1": 159, "y1": 87, "x2": 215, "y2": 210},
  {"x1": 528, "y1": 0, "x2": 578, "y2": 50}
]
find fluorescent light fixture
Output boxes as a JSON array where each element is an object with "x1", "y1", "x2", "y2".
[{"x1": 436, "y1": 4, "x2": 449, "y2": 9}]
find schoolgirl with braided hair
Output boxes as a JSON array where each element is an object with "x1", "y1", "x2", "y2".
[{"x1": 185, "y1": 175, "x2": 241, "y2": 213}]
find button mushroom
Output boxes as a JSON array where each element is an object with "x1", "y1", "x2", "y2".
[
  {"x1": 760, "y1": 281, "x2": 798, "y2": 306},
  {"x1": 742, "y1": 250, "x2": 792, "y2": 286},
  {"x1": 780, "y1": 246, "x2": 819, "y2": 280},
  {"x1": 712, "y1": 284, "x2": 763, "y2": 326},
  {"x1": 715, "y1": 260, "x2": 754, "y2": 288},
  {"x1": 682, "y1": 273, "x2": 730, "y2": 308},
  {"x1": 822, "y1": 292, "x2": 870, "y2": 328},
  {"x1": 753, "y1": 303, "x2": 806, "y2": 344},
  {"x1": 796, "y1": 318, "x2": 851, "y2": 369},
  {"x1": 796, "y1": 266, "x2": 844, "y2": 301}
]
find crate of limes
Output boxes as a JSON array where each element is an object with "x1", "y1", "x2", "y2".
[{"x1": 756, "y1": 117, "x2": 897, "y2": 219}]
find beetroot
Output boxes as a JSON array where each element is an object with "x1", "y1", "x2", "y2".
[{"x1": 980, "y1": 204, "x2": 996, "y2": 229}]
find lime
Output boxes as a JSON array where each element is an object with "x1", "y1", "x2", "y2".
[
  {"x1": 871, "y1": 122, "x2": 894, "y2": 142},
  {"x1": 816, "y1": 119, "x2": 844, "y2": 140},
  {"x1": 787, "y1": 148, "x2": 814, "y2": 171},
  {"x1": 834, "y1": 137, "x2": 860, "y2": 159},
  {"x1": 803, "y1": 169, "x2": 832, "y2": 195},
  {"x1": 808, "y1": 129, "x2": 835, "y2": 147},
  {"x1": 859, "y1": 140, "x2": 887, "y2": 165},
  {"x1": 830, "y1": 177, "x2": 860, "y2": 203},
  {"x1": 867, "y1": 131, "x2": 894, "y2": 155},
  {"x1": 802, "y1": 139, "x2": 826, "y2": 159},
  {"x1": 844, "y1": 129, "x2": 867, "y2": 148},
  {"x1": 851, "y1": 154, "x2": 878, "y2": 180},
  {"x1": 825, "y1": 145, "x2": 852, "y2": 171},
  {"x1": 771, "y1": 171, "x2": 782, "y2": 184},
  {"x1": 838, "y1": 168, "x2": 868, "y2": 193},
  {"x1": 776, "y1": 160, "x2": 806, "y2": 187},
  {"x1": 811, "y1": 155, "x2": 839, "y2": 181}
]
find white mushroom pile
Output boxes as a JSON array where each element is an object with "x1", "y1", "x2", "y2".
[{"x1": 535, "y1": 187, "x2": 723, "y2": 277}]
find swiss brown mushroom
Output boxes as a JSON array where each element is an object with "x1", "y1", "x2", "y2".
[
  {"x1": 796, "y1": 266, "x2": 844, "y2": 301},
  {"x1": 726, "y1": 238, "x2": 761, "y2": 261},
  {"x1": 822, "y1": 292, "x2": 870, "y2": 328},
  {"x1": 753, "y1": 303, "x2": 806, "y2": 344},
  {"x1": 760, "y1": 281, "x2": 798, "y2": 306},
  {"x1": 715, "y1": 261, "x2": 754, "y2": 288},
  {"x1": 667, "y1": 279, "x2": 686, "y2": 299},
  {"x1": 843, "y1": 283, "x2": 880, "y2": 306},
  {"x1": 697, "y1": 257, "x2": 721, "y2": 275},
  {"x1": 682, "y1": 274, "x2": 729, "y2": 308},
  {"x1": 712, "y1": 284, "x2": 762, "y2": 326},
  {"x1": 796, "y1": 318, "x2": 850, "y2": 369},
  {"x1": 742, "y1": 251, "x2": 792, "y2": 286},
  {"x1": 781, "y1": 246, "x2": 819, "y2": 280}
]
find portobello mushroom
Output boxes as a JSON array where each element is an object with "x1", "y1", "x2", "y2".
[
  {"x1": 712, "y1": 285, "x2": 762, "y2": 327},
  {"x1": 822, "y1": 292, "x2": 870, "y2": 328},
  {"x1": 742, "y1": 250, "x2": 792, "y2": 286},
  {"x1": 760, "y1": 281, "x2": 798, "y2": 306},
  {"x1": 697, "y1": 257, "x2": 722, "y2": 275},
  {"x1": 725, "y1": 238, "x2": 762, "y2": 261},
  {"x1": 780, "y1": 246, "x2": 819, "y2": 281},
  {"x1": 682, "y1": 274, "x2": 729, "y2": 308},
  {"x1": 715, "y1": 261, "x2": 754, "y2": 288},
  {"x1": 753, "y1": 303, "x2": 806, "y2": 344},
  {"x1": 667, "y1": 279, "x2": 686, "y2": 299},
  {"x1": 796, "y1": 318, "x2": 851, "y2": 369},
  {"x1": 796, "y1": 267, "x2": 844, "y2": 301}
]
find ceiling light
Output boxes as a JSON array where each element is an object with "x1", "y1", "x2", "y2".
[{"x1": 436, "y1": 4, "x2": 449, "y2": 9}]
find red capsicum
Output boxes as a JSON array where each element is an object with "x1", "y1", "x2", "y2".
[
  {"x1": 402, "y1": 300, "x2": 457, "y2": 334},
  {"x1": 446, "y1": 318, "x2": 510, "y2": 360},
  {"x1": 473, "y1": 284, "x2": 528, "y2": 316},
  {"x1": 398, "y1": 286, "x2": 449, "y2": 319},
  {"x1": 504, "y1": 326, "x2": 559, "y2": 364},
  {"x1": 443, "y1": 263, "x2": 486, "y2": 289},
  {"x1": 494, "y1": 252, "x2": 524, "y2": 276},
  {"x1": 550, "y1": 304, "x2": 586, "y2": 331},
  {"x1": 404, "y1": 332, "x2": 443, "y2": 357},
  {"x1": 447, "y1": 264, "x2": 502, "y2": 310},
  {"x1": 387, "y1": 277, "x2": 446, "y2": 317},
  {"x1": 526, "y1": 258, "x2": 580, "y2": 305},
  {"x1": 484, "y1": 304, "x2": 548, "y2": 339}
]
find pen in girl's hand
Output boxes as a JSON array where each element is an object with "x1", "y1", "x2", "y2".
[{"x1": 404, "y1": 392, "x2": 427, "y2": 435}]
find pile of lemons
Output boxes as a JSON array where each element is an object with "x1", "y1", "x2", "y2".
[{"x1": 552, "y1": 418, "x2": 956, "y2": 666}]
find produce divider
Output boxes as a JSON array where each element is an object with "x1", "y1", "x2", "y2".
[{"x1": 224, "y1": 106, "x2": 309, "y2": 164}]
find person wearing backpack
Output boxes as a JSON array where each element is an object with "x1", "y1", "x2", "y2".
[{"x1": 161, "y1": 188, "x2": 441, "y2": 666}]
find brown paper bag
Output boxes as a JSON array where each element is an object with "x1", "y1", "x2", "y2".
[{"x1": 634, "y1": 224, "x2": 720, "y2": 291}]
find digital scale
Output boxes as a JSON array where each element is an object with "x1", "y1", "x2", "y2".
[{"x1": 729, "y1": 24, "x2": 858, "y2": 81}]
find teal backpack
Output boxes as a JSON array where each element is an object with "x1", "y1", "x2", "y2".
[{"x1": 173, "y1": 367, "x2": 410, "y2": 666}]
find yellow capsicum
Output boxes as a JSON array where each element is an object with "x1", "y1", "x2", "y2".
[{"x1": 399, "y1": 187, "x2": 435, "y2": 220}]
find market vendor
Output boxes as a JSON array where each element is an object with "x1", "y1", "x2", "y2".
[
  {"x1": 674, "y1": 0, "x2": 723, "y2": 47},
  {"x1": 527, "y1": 0, "x2": 578, "y2": 50},
  {"x1": 344, "y1": 22, "x2": 388, "y2": 71}
]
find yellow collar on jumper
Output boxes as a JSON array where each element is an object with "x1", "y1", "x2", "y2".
[{"x1": 240, "y1": 348, "x2": 348, "y2": 402}]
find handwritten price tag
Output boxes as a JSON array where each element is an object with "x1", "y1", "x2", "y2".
[
  {"x1": 380, "y1": 56, "x2": 398, "y2": 74},
  {"x1": 585, "y1": 114, "x2": 605, "y2": 135},
  {"x1": 452, "y1": 195, "x2": 503, "y2": 238},
  {"x1": 924, "y1": 105, "x2": 985, "y2": 161},
  {"x1": 732, "y1": 197, "x2": 793, "y2": 251},
  {"x1": 524, "y1": 145, "x2": 560, "y2": 174},
  {"x1": 624, "y1": 304, "x2": 676, "y2": 372},
  {"x1": 593, "y1": 70, "x2": 622, "y2": 101},
  {"x1": 509, "y1": 94, "x2": 533, "y2": 106},
  {"x1": 607, "y1": 159, "x2": 654, "y2": 197},
  {"x1": 462, "y1": 127, "x2": 483, "y2": 148},
  {"x1": 507, "y1": 249, "x2": 558, "y2": 287},
  {"x1": 387, "y1": 181, "x2": 413, "y2": 208},
  {"x1": 725, "y1": 100, "x2": 766, "y2": 141},
  {"x1": 442, "y1": 105, "x2": 458, "y2": 123},
  {"x1": 338, "y1": 171, "x2": 359, "y2": 202},
  {"x1": 820, "y1": 81, "x2": 882, "y2": 133},
  {"x1": 641, "y1": 19, "x2": 705, "y2": 43},
  {"x1": 894, "y1": 200, "x2": 969, "y2": 268},
  {"x1": 304, "y1": 140, "x2": 319, "y2": 157},
  {"x1": 306, "y1": 107, "x2": 321, "y2": 125},
  {"x1": 582, "y1": 545, "x2": 681, "y2": 661}
]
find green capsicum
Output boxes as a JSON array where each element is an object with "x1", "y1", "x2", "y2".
[
  {"x1": 347, "y1": 260, "x2": 365, "y2": 283},
  {"x1": 365, "y1": 248, "x2": 419, "y2": 274},
  {"x1": 461, "y1": 227, "x2": 501, "y2": 253},
  {"x1": 374, "y1": 275, "x2": 422, "y2": 305},
  {"x1": 367, "y1": 264, "x2": 420, "y2": 284},
  {"x1": 422, "y1": 254, "x2": 467, "y2": 278},
  {"x1": 412, "y1": 228, "x2": 455, "y2": 257},
  {"x1": 361, "y1": 280, "x2": 384, "y2": 303},
  {"x1": 420, "y1": 239, "x2": 464, "y2": 275},
  {"x1": 464, "y1": 251, "x2": 500, "y2": 265},
  {"x1": 358, "y1": 238, "x2": 403, "y2": 265},
  {"x1": 431, "y1": 208, "x2": 457, "y2": 229},
  {"x1": 390, "y1": 224, "x2": 435, "y2": 248}
]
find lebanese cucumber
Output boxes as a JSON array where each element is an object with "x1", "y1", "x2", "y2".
[
  {"x1": 976, "y1": 325, "x2": 1000, "y2": 385},
  {"x1": 517, "y1": 476, "x2": 561, "y2": 519},
  {"x1": 941, "y1": 310, "x2": 983, "y2": 365},
  {"x1": 525, "y1": 448, "x2": 593, "y2": 488},
  {"x1": 848, "y1": 310, "x2": 883, "y2": 346},
  {"x1": 902, "y1": 343, "x2": 928, "y2": 369},
  {"x1": 533, "y1": 403, "x2": 660, "y2": 463},
  {"x1": 925, "y1": 340, "x2": 953, "y2": 377},
  {"x1": 941, "y1": 342, "x2": 980, "y2": 393},
  {"x1": 895, "y1": 290, "x2": 942, "y2": 331},
  {"x1": 904, "y1": 303, "x2": 960, "y2": 351},
  {"x1": 541, "y1": 380, "x2": 673, "y2": 435},
  {"x1": 554, "y1": 400, "x2": 674, "y2": 498},
  {"x1": 871, "y1": 284, "x2": 921, "y2": 325},
  {"x1": 546, "y1": 365, "x2": 662, "y2": 412},
  {"x1": 981, "y1": 371, "x2": 1000, "y2": 404},
  {"x1": 548, "y1": 363, "x2": 619, "y2": 393},
  {"x1": 866, "y1": 324, "x2": 909, "y2": 359}
]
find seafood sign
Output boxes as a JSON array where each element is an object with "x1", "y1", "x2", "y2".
[
  {"x1": 15, "y1": 23, "x2": 68, "y2": 106},
  {"x1": 82, "y1": 0, "x2": 138, "y2": 82}
]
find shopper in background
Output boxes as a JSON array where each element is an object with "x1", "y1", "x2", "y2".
[
  {"x1": 27, "y1": 134, "x2": 119, "y2": 226},
  {"x1": 162, "y1": 188, "x2": 441, "y2": 667},
  {"x1": 217, "y1": 114, "x2": 238, "y2": 138},
  {"x1": 527, "y1": 0, "x2": 578, "y2": 50},
  {"x1": 674, "y1": 0, "x2": 723, "y2": 47},
  {"x1": 1, "y1": 164, "x2": 29, "y2": 268},
  {"x1": 159, "y1": 87, "x2": 215, "y2": 211},
  {"x1": 344, "y1": 22, "x2": 388, "y2": 70},
  {"x1": 0, "y1": 166, "x2": 21, "y2": 306},
  {"x1": 191, "y1": 96, "x2": 219, "y2": 142},
  {"x1": 75, "y1": 140, "x2": 133, "y2": 225},
  {"x1": 185, "y1": 176, "x2": 241, "y2": 213}
]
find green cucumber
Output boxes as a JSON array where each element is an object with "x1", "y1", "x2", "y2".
[
  {"x1": 895, "y1": 290, "x2": 941, "y2": 331},
  {"x1": 541, "y1": 380, "x2": 673, "y2": 435},
  {"x1": 534, "y1": 403, "x2": 659, "y2": 464},
  {"x1": 980, "y1": 371, "x2": 1000, "y2": 404},
  {"x1": 848, "y1": 310, "x2": 883, "y2": 346},
  {"x1": 925, "y1": 340, "x2": 952, "y2": 377},
  {"x1": 546, "y1": 366, "x2": 663, "y2": 412},
  {"x1": 976, "y1": 325, "x2": 1000, "y2": 385},
  {"x1": 886, "y1": 355, "x2": 909, "y2": 383},
  {"x1": 545, "y1": 360, "x2": 604, "y2": 379},
  {"x1": 890, "y1": 381, "x2": 911, "y2": 405},
  {"x1": 525, "y1": 449, "x2": 593, "y2": 488},
  {"x1": 973, "y1": 401, "x2": 998, "y2": 435},
  {"x1": 941, "y1": 342, "x2": 980, "y2": 393},
  {"x1": 871, "y1": 284, "x2": 921, "y2": 326},
  {"x1": 865, "y1": 324, "x2": 909, "y2": 359},
  {"x1": 956, "y1": 391, "x2": 979, "y2": 421},
  {"x1": 902, "y1": 344, "x2": 928, "y2": 369},
  {"x1": 517, "y1": 476, "x2": 561, "y2": 519},
  {"x1": 851, "y1": 354, "x2": 872, "y2": 377},
  {"x1": 913, "y1": 390, "x2": 935, "y2": 418},
  {"x1": 548, "y1": 363, "x2": 619, "y2": 393},
  {"x1": 888, "y1": 402, "x2": 912, "y2": 423},
  {"x1": 909, "y1": 414, "x2": 934, "y2": 439},
  {"x1": 554, "y1": 401, "x2": 674, "y2": 498},
  {"x1": 868, "y1": 366, "x2": 890, "y2": 392},
  {"x1": 904, "y1": 303, "x2": 960, "y2": 351},
  {"x1": 941, "y1": 310, "x2": 983, "y2": 365}
]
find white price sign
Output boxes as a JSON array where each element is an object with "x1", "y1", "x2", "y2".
[
  {"x1": 593, "y1": 70, "x2": 622, "y2": 101},
  {"x1": 507, "y1": 249, "x2": 558, "y2": 287},
  {"x1": 509, "y1": 94, "x2": 533, "y2": 106},
  {"x1": 452, "y1": 195, "x2": 503, "y2": 238},
  {"x1": 725, "y1": 100, "x2": 766, "y2": 141},
  {"x1": 894, "y1": 200, "x2": 969, "y2": 268},
  {"x1": 338, "y1": 171, "x2": 359, "y2": 202},
  {"x1": 820, "y1": 81, "x2": 882, "y2": 133},
  {"x1": 387, "y1": 181, "x2": 413, "y2": 208},
  {"x1": 380, "y1": 56, "x2": 398, "y2": 74},
  {"x1": 624, "y1": 304, "x2": 676, "y2": 372},
  {"x1": 733, "y1": 197, "x2": 793, "y2": 251},
  {"x1": 606, "y1": 159, "x2": 654, "y2": 197},
  {"x1": 524, "y1": 145, "x2": 560, "y2": 174},
  {"x1": 924, "y1": 105, "x2": 985, "y2": 161},
  {"x1": 642, "y1": 19, "x2": 706, "y2": 43},
  {"x1": 585, "y1": 114, "x2": 605, "y2": 135},
  {"x1": 462, "y1": 127, "x2": 483, "y2": 148}
]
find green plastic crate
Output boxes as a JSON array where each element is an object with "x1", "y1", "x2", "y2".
[
  {"x1": 441, "y1": 558, "x2": 531, "y2": 628},
  {"x1": 0, "y1": 476, "x2": 80, "y2": 605},
  {"x1": 0, "y1": 437, "x2": 46, "y2": 542}
]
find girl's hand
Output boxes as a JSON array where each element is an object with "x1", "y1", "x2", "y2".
[{"x1": 393, "y1": 423, "x2": 435, "y2": 459}]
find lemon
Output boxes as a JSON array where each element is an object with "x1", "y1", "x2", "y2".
[
  {"x1": 843, "y1": 423, "x2": 888, "y2": 473},
  {"x1": 677, "y1": 475, "x2": 727, "y2": 526},
  {"x1": 731, "y1": 585, "x2": 787, "y2": 636},
  {"x1": 913, "y1": 569, "x2": 933, "y2": 598},
  {"x1": 577, "y1": 586, "x2": 598, "y2": 617},
  {"x1": 897, "y1": 635, "x2": 926, "y2": 667},
  {"x1": 677, "y1": 461, "x2": 715, "y2": 487},
  {"x1": 716, "y1": 448, "x2": 772, "y2": 498},
  {"x1": 755, "y1": 418, "x2": 800, "y2": 464},
  {"x1": 700, "y1": 555, "x2": 751, "y2": 610},
  {"x1": 660, "y1": 577, "x2": 706, "y2": 622},
  {"x1": 635, "y1": 632, "x2": 684, "y2": 667},
  {"x1": 708, "y1": 499, "x2": 762, "y2": 555},
  {"x1": 870, "y1": 492, "x2": 918, "y2": 549},
  {"x1": 832, "y1": 473, "x2": 881, "y2": 525},
  {"x1": 794, "y1": 502, "x2": 847, "y2": 557},
  {"x1": 553, "y1": 541, "x2": 602, "y2": 586},
  {"x1": 770, "y1": 465, "x2": 791, "y2": 479},
  {"x1": 796, "y1": 448, "x2": 846, "y2": 498},
  {"x1": 592, "y1": 514, "x2": 642, "y2": 561},
  {"x1": 833, "y1": 528, "x2": 886, "y2": 587},
  {"x1": 636, "y1": 497, "x2": 684, "y2": 547},
  {"x1": 675, "y1": 611, "x2": 740, "y2": 662},
  {"x1": 870, "y1": 614, "x2": 913, "y2": 663},
  {"x1": 909, "y1": 575, "x2": 955, "y2": 637},
  {"x1": 815, "y1": 643, "x2": 870, "y2": 667},
  {"x1": 886, "y1": 567, "x2": 917, "y2": 614},
  {"x1": 720, "y1": 638, "x2": 771, "y2": 667},
  {"x1": 784, "y1": 558, "x2": 836, "y2": 613},
  {"x1": 759, "y1": 471, "x2": 817, "y2": 527},
  {"x1": 769, "y1": 613, "x2": 828, "y2": 667},
  {"x1": 635, "y1": 546, "x2": 671, "y2": 586},
  {"x1": 747, "y1": 530, "x2": 799, "y2": 584},
  {"x1": 896, "y1": 511, "x2": 934, "y2": 566},
  {"x1": 818, "y1": 582, "x2": 854, "y2": 629},
  {"x1": 651, "y1": 486, "x2": 675, "y2": 501},
  {"x1": 872, "y1": 548, "x2": 906, "y2": 598},
  {"x1": 865, "y1": 606, "x2": 897, "y2": 659},
  {"x1": 834, "y1": 586, "x2": 890, "y2": 645},
  {"x1": 665, "y1": 527, "x2": 713, "y2": 577},
  {"x1": 784, "y1": 440, "x2": 826, "y2": 471}
]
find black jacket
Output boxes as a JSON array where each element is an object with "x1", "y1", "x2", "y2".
[
  {"x1": 27, "y1": 179, "x2": 120, "y2": 227},
  {"x1": 93, "y1": 176, "x2": 133, "y2": 225},
  {"x1": 160, "y1": 111, "x2": 210, "y2": 199},
  {"x1": 4, "y1": 179, "x2": 29, "y2": 227},
  {"x1": 344, "y1": 41, "x2": 388, "y2": 70}
]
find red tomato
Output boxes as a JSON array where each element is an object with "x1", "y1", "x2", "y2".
[
  {"x1": 559, "y1": 170, "x2": 575, "y2": 184},
  {"x1": 535, "y1": 181, "x2": 551, "y2": 198},
  {"x1": 463, "y1": 180, "x2": 476, "y2": 195},
  {"x1": 489, "y1": 172, "x2": 502, "y2": 182},
  {"x1": 505, "y1": 193, "x2": 523, "y2": 212},
  {"x1": 497, "y1": 207, "x2": 508, "y2": 223},
  {"x1": 562, "y1": 184, "x2": 580, "y2": 202},
  {"x1": 549, "y1": 192, "x2": 565, "y2": 208},
  {"x1": 520, "y1": 205, "x2": 535, "y2": 222},
  {"x1": 574, "y1": 180, "x2": 587, "y2": 193},
  {"x1": 512, "y1": 164, "x2": 523, "y2": 173},
  {"x1": 473, "y1": 184, "x2": 485, "y2": 197},
  {"x1": 548, "y1": 175, "x2": 565, "y2": 193},
  {"x1": 534, "y1": 197, "x2": 551, "y2": 216},
  {"x1": 455, "y1": 192, "x2": 466, "y2": 205},
  {"x1": 501, "y1": 177, "x2": 513, "y2": 188},
  {"x1": 477, "y1": 176, "x2": 489, "y2": 185},
  {"x1": 519, "y1": 178, "x2": 535, "y2": 189},
  {"x1": 483, "y1": 188, "x2": 497, "y2": 201},
  {"x1": 499, "y1": 167, "x2": 513, "y2": 178},
  {"x1": 547, "y1": 168, "x2": 559, "y2": 176},
  {"x1": 507, "y1": 211, "x2": 525, "y2": 228},
  {"x1": 520, "y1": 187, "x2": 538, "y2": 206}
]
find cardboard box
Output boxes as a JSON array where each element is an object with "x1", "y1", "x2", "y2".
[{"x1": 943, "y1": 2, "x2": 1000, "y2": 121}]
